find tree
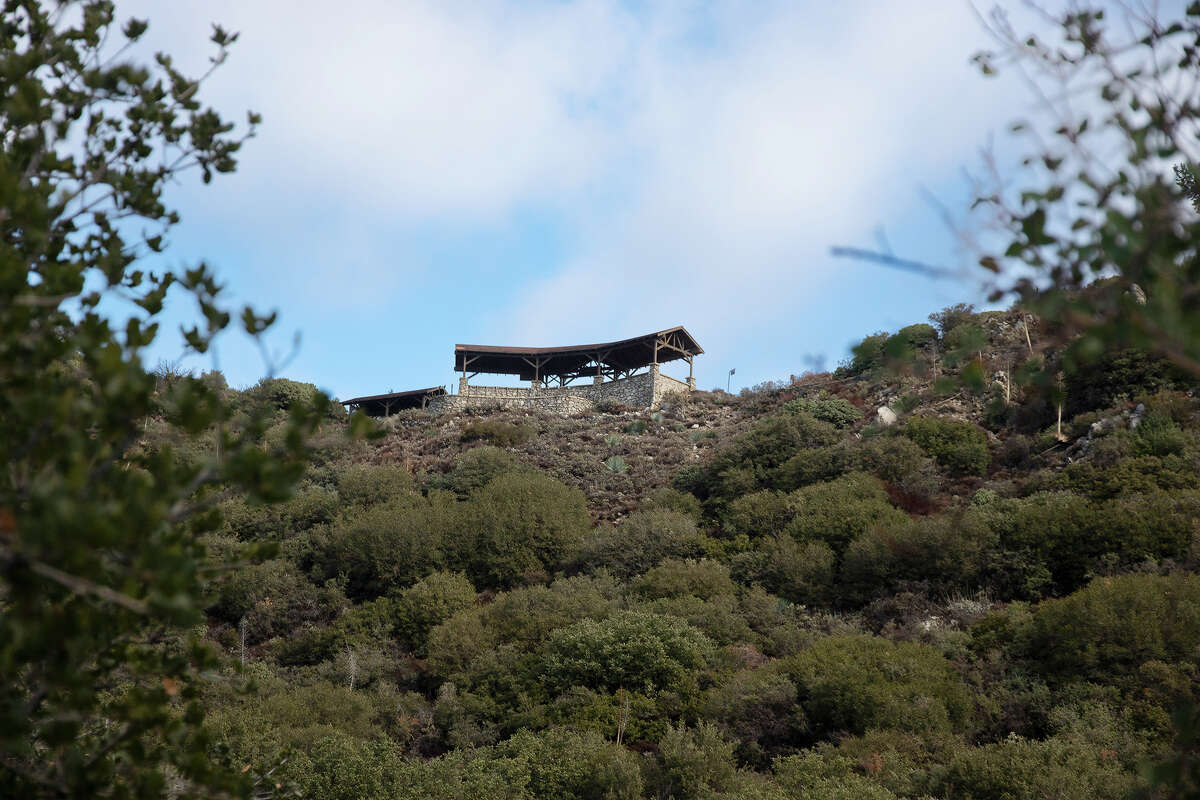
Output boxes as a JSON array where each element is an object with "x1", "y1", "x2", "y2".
[
  {"x1": 833, "y1": 4, "x2": 1200, "y2": 389},
  {"x1": 968, "y1": 4, "x2": 1200, "y2": 381},
  {"x1": 0, "y1": 2, "x2": 348, "y2": 796}
]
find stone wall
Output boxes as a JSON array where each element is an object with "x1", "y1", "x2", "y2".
[{"x1": 427, "y1": 369, "x2": 691, "y2": 416}]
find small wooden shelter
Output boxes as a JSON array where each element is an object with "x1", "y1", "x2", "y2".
[{"x1": 341, "y1": 386, "x2": 446, "y2": 417}]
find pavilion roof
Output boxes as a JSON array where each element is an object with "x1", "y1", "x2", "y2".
[
  {"x1": 341, "y1": 386, "x2": 445, "y2": 416},
  {"x1": 454, "y1": 326, "x2": 702, "y2": 381}
]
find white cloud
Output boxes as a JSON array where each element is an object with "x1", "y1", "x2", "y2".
[{"x1": 117, "y1": 0, "x2": 1038, "y2": 376}]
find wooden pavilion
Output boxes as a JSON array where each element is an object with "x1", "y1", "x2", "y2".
[{"x1": 453, "y1": 326, "x2": 703, "y2": 387}]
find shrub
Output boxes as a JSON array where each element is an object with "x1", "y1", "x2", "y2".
[
  {"x1": 729, "y1": 537, "x2": 835, "y2": 605},
  {"x1": 977, "y1": 491, "x2": 1200, "y2": 593},
  {"x1": 929, "y1": 303, "x2": 976, "y2": 335},
  {"x1": 896, "y1": 322, "x2": 938, "y2": 348},
  {"x1": 394, "y1": 571, "x2": 476, "y2": 656},
  {"x1": 318, "y1": 497, "x2": 455, "y2": 600},
  {"x1": 942, "y1": 322, "x2": 987, "y2": 362},
  {"x1": 773, "y1": 752, "x2": 900, "y2": 800},
  {"x1": 702, "y1": 668, "x2": 803, "y2": 767},
  {"x1": 701, "y1": 414, "x2": 840, "y2": 499},
  {"x1": 570, "y1": 510, "x2": 709, "y2": 580},
  {"x1": 541, "y1": 611, "x2": 715, "y2": 696},
  {"x1": 641, "y1": 487, "x2": 703, "y2": 520},
  {"x1": 221, "y1": 484, "x2": 339, "y2": 540},
  {"x1": 1064, "y1": 348, "x2": 1195, "y2": 416},
  {"x1": 495, "y1": 728, "x2": 643, "y2": 800},
  {"x1": 337, "y1": 463, "x2": 414, "y2": 506},
  {"x1": 772, "y1": 446, "x2": 852, "y2": 492},
  {"x1": 924, "y1": 736, "x2": 1135, "y2": 800},
  {"x1": 636, "y1": 594, "x2": 756, "y2": 649},
  {"x1": 648, "y1": 723, "x2": 738, "y2": 799},
  {"x1": 443, "y1": 445, "x2": 522, "y2": 495},
  {"x1": 464, "y1": 472, "x2": 591, "y2": 589},
  {"x1": 841, "y1": 514, "x2": 996, "y2": 603},
  {"x1": 722, "y1": 490, "x2": 792, "y2": 538},
  {"x1": 632, "y1": 559, "x2": 737, "y2": 601},
  {"x1": 777, "y1": 635, "x2": 973, "y2": 740},
  {"x1": 851, "y1": 435, "x2": 940, "y2": 502},
  {"x1": 903, "y1": 414, "x2": 990, "y2": 476},
  {"x1": 250, "y1": 377, "x2": 323, "y2": 411},
  {"x1": 208, "y1": 558, "x2": 347, "y2": 643},
  {"x1": 459, "y1": 419, "x2": 535, "y2": 447},
  {"x1": 603, "y1": 455, "x2": 628, "y2": 474},
  {"x1": 623, "y1": 419, "x2": 648, "y2": 435},
  {"x1": 1025, "y1": 573, "x2": 1200, "y2": 684},
  {"x1": 785, "y1": 472, "x2": 906, "y2": 555},
  {"x1": 849, "y1": 332, "x2": 890, "y2": 375},
  {"x1": 427, "y1": 575, "x2": 623, "y2": 681},
  {"x1": 783, "y1": 395, "x2": 864, "y2": 428}
]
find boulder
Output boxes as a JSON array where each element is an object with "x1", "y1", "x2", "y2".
[{"x1": 876, "y1": 405, "x2": 898, "y2": 427}]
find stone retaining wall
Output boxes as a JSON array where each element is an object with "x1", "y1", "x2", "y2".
[{"x1": 427, "y1": 368, "x2": 691, "y2": 415}]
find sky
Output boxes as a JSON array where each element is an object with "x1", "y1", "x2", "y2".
[{"x1": 112, "y1": 0, "x2": 1055, "y2": 399}]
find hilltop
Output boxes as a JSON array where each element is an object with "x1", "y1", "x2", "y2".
[{"x1": 169, "y1": 301, "x2": 1200, "y2": 799}]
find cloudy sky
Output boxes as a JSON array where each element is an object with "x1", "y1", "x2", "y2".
[{"x1": 119, "y1": 0, "x2": 1049, "y2": 398}]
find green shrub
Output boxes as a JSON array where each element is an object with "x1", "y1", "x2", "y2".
[
  {"x1": 841, "y1": 514, "x2": 996, "y2": 602},
  {"x1": 721, "y1": 490, "x2": 792, "y2": 538},
  {"x1": 541, "y1": 611, "x2": 715, "y2": 696},
  {"x1": 929, "y1": 303, "x2": 977, "y2": 335},
  {"x1": 495, "y1": 728, "x2": 643, "y2": 800},
  {"x1": 772, "y1": 446, "x2": 852, "y2": 491},
  {"x1": 426, "y1": 574, "x2": 623, "y2": 680},
  {"x1": 785, "y1": 472, "x2": 906, "y2": 555},
  {"x1": 700, "y1": 414, "x2": 840, "y2": 499},
  {"x1": 623, "y1": 419, "x2": 648, "y2": 435},
  {"x1": 729, "y1": 536, "x2": 835, "y2": 604},
  {"x1": 250, "y1": 377, "x2": 323, "y2": 411},
  {"x1": 209, "y1": 558, "x2": 347, "y2": 643},
  {"x1": 777, "y1": 635, "x2": 973, "y2": 740},
  {"x1": 318, "y1": 497, "x2": 456, "y2": 600},
  {"x1": 1025, "y1": 573, "x2": 1200, "y2": 684},
  {"x1": 221, "y1": 484, "x2": 339, "y2": 540},
  {"x1": 337, "y1": 463, "x2": 414, "y2": 506},
  {"x1": 783, "y1": 395, "x2": 864, "y2": 428},
  {"x1": 570, "y1": 510, "x2": 709, "y2": 580},
  {"x1": 443, "y1": 445, "x2": 522, "y2": 495},
  {"x1": 1064, "y1": 348, "x2": 1196, "y2": 416},
  {"x1": 774, "y1": 752, "x2": 900, "y2": 800},
  {"x1": 702, "y1": 668, "x2": 803, "y2": 767},
  {"x1": 942, "y1": 323, "x2": 987, "y2": 363},
  {"x1": 847, "y1": 332, "x2": 890, "y2": 375},
  {"x1": 924, "y1": 736, "x2": 1135, "y2": 800},
  {"x1": 395, "y1": 571, "x2": 476, "y2": 656},
  {"x1": 603, "y1": 455, "x2": 628, "y2": 474},
  {"x1": 636, "y1": 594, "x2": 756, "y2": 648},
  {"x1": 464, "y1": 472, "x2": 591, "y2": 589},
  {"x1": 896, "y1": 322, "x2": 938, "y2": 348},
  {"x1": 648, "y1": 723, "x2": 738, "y2": 799},
  {"x1": 641, "y1": 487, "x2": 703, "y2": 520},
  {"x1": 903, "y1": 414, "x2": 991, "y2": 476},
  {"x1": 1049, "y1": 455, "x2": 1199, "y2": 500},
  {"x1": 632, "y1": 559, "x2": 737, "y2": 601},
  {"x1": 1134, "y1": 410, "x2": 1190, "y2": 457},
  {"x1": 459, "y1": 419, "x2": 535, "y2": 447},
  {"x1": 977, "y1": 491, "x2": 1200, "y2": 593}
]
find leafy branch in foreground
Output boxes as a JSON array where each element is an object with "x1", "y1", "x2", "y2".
[
  {"x1": 834, "y1": 3, "x2": 1200, "y2": 385},
  {"x1": 0, "y1": 2, "x2": 357, "y2": 797}
]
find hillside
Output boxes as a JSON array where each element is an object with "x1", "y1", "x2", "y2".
[{"x1": 170, "y1": 302, "x2": 1200, "y2": 799}]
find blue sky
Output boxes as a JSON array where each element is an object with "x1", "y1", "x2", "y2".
[{"x1": 115, "y1": 0, "x2": 1054, "y2": 399}]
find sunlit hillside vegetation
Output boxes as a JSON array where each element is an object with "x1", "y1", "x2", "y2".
[{"x1": 170, "y1": 304, "x2": 1200, "y2": 799}]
